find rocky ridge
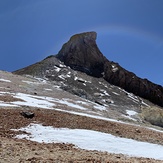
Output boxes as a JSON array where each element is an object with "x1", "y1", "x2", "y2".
[{"x1": 14, "y1": 31, "x2": 163, "y2": 108}]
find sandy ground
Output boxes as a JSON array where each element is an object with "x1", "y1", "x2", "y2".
[{"x1": 0, "y1": 107, "x2": 163, "y2": 163}]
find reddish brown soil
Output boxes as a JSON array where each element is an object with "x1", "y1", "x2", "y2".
[{"x1": 0, "y1": 107, "x2": 163, "y2": 163}]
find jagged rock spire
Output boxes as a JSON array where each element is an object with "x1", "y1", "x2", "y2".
[{"x1": 56, "y1": 32, "x2": 106, "y2": 77}]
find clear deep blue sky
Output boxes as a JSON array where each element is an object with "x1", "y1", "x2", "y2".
[{"x1": 0, "y1": 0, "x2": 163, "y2": 85}]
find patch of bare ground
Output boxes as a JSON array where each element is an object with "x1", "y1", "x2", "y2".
[
  {"x1": 0, "y1": 95, "x2": 24, "y2": 102},
  {"x1": 0, "y1": 108, "x2": 163, "y2": 162}
]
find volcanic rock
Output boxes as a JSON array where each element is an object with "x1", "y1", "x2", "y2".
[
  {"x1": 56, "y1": 32, "x2": 106, "y2": 77},
  {"x1": 20, "y1": 111, "x2": 35, "y2": 119}
]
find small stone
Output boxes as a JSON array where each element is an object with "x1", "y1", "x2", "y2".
[
  {"x1": 115, "y1": 129, "x2": 120, "y2": 134},
  {"x1": 20, "y1": 111, "x2": 35, "y2": 119},
  {"x1": 135, "y1": 128, "x2": 141, "y2": 133}
]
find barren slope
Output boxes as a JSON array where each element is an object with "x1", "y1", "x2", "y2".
[{"x1": 0, "y1": 70, "x2": 163, "y2": 162}]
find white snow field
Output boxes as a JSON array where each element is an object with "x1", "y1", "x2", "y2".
[
  {"x1": 0, "y1": 78, "x2": 11, "y2": 82},
  {"x1": 10, "y1": 92, "x2": 105, "y2": 111},
  {"x1": 14, "y1": 123, "x2": 163, "y2": 161}
]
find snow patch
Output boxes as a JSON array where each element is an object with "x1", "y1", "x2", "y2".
[
  {"x1": 22, "y1": 80, "x2": 40, "y2": 85},
  {"x1": 0, "y1": 102, "x2": 18, "y2": 107},
  {"x1": 54, "y1": 66, "x2": 61, "y2": 72},
  {"x1": 57, "y1": 98, "x2": 87, "y2": 110},
  {"x1": 126, "y1": 110, "x2": 137, "y2": 116},
  {"x1": 44, "y1": 88, "x2": 53, "y2": 91},
  {"x1": 74, "y1": 76, "x2": 90, "y2": 83},
  {"x1": 127, "y1": 93, "x2": 139, "y2": 103},
  {"x1": 58, "y1": 75, "x2": 66, "y2": 80},
  {"x1": 14, "y1": 123, "x2": 163, "y2": 160},
  {"x1": 53, "y1": 85, "x2": 61, "y2": 90},
  {"x1": 11, "y1": 93, "x2": 55, "y2": 109},
  {"x1": 111, "y1": 65, "x2": 118, "y2": 72},
  {"x1": 59, "y1": 64, "x2": 66, "y2": 68},
  {"x1": 76, "y1": 101, "x2": 89, "y2": 105},
  {"x1": 100, "y1": 89, "x2": 110, "y2": 96},
  {"x1": 0, "y1": 91, "x2": 14, "y2": 95},
  {"x1": 93, "y1": 105, "x2": 106, "y2": 111},
  {"x1": 112, "y1": 92, "x2": 120, "y2": 96},
  {"x1": 0, "y1": 78, "x2": 11, "y2": 82},
  {"x1": 34, "y1": 77, "x2": 47, "y2": 83}
]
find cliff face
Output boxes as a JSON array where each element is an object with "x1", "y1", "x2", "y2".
[
  {"x1": 56, "y1": 32, "x2": 106, "y2": 77},
  {"x1": 103, "y1": 61, "x2": 163, "y2": 107},
  {"x1": 14, "y1": 31, "x2": 163, "y2": 107}
]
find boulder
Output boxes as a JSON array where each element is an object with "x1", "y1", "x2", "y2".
[{"x1": 20, "y1": 111, "x2": 35, "y2": 119}]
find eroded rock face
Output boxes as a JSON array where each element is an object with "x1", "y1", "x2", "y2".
[
  {"x1": 103, "y1": 61, "x2": 163, "y2": 107},
  {"x1": 56, "y1": 32, "x2": 105, "y2": 77}
]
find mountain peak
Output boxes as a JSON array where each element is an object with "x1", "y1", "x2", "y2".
[
  {"x1": 14, "y1": 31, "x2": 163, "y2": 107},
  {"x1": 70, "y1": 31, "x2": 97, "y2": 41},
  {"x1": 56, "y1": 31, "x2": 105, "y2": 77}
]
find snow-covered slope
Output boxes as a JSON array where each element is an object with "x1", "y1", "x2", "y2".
[
  {"x1": 14, "y1": 123, "x2": 163, "y2": 160},
  {"x1": 0, "y1": 70, "x2": 153, "y2": 123}
]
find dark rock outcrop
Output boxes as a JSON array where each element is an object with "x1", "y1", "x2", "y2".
[
  {"x1": 103, "y1": 61, "x2": 163, "y2": 107},
  {"x1": 14, "y1": 31, "x2": 163, "y2": 107},
  {"x1": 20, "y1": 111, "x2": 35, "y2": 119},
  {"x1": 56, "y1": 31, "x2": 163, "y2": 107},
  {"x1": 56, "y1": 32, "x2": 105, "y2": 77}
]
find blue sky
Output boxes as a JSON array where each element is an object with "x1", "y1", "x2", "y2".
[{"x1": 0, "y1": 0, "x2": 163, "y2": 85}]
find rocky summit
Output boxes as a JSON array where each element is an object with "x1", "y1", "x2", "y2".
[
  {"x1": 14, "y1": 31, "x2": 163, "y2": 107},
  {"x1": 56, "y1": 31, "x2": 105, "y2": 77}
]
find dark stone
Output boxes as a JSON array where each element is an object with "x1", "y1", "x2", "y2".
[
  {"x1": 95, "y1": 100, "x2": 104, "y2": 106},
  {"x1": 20, "y1": 111, "x2": 35, "y2": 119},
  {"x1": 77, "y1": 78, "x2": 85, "y2": 83}
]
